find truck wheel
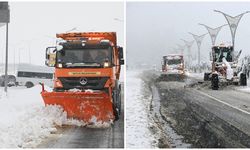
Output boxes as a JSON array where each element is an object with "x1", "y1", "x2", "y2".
[
  {"x1": 113, "y1": 104, "x2": 119, "y2": 121},
  {"x1": 240, "y1": 73, "x2": 247, "y2": 86},
  {"x1": 25, "y1": 82, "x2": 34, "y2": 88},
  {"x1": 211, "y1": 74, "x2": 219, "y2": 90},
  {"x1": 115, "y1": 80, "x2": 121, "y2": 115},
  {"x1": 113, "y1": 80, "x2": 120, "y2": 121},
  {"x1": 117, "y1": 84, "x2": 122, "y2": 115},
  {"x1": 204, "y1": 73, "x2": 210, "y2": 81}
]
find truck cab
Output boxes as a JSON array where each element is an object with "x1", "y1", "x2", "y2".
[
  {"x1": 205, "y1": 44, "x2": 247, "y2": 90},
  {"x1": 160, "y1": 54, "x2": 185, "y2": 81},
  {"x1": 46, "y1": 32, "x2": 124, "y2": 92},
  {"x1": 42, "y1": 32, "x2": 124, "y2": 123},
  {"x1": 162, "y1": 54, "x2": 184, "y2": 74},
  {"x1": 213, "y1": 45, "x2": 233, "y2": 63}
]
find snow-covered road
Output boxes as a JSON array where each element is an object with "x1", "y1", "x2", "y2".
[
  {"x1": 126, "y1": 70, "x2": 156, "y2": 148},
  {"x1": 0, "y1": 86, "x2": 84, "y2": 148}
]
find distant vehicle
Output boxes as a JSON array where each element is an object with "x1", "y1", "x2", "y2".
[
  {"x1": 160, "y1": 54, "x2": 185, "y2": 81},
  {"x1": 16, "y1": 65, "x2": 54, "y2": 88},
  {"x1": 0, "y1": 75, "x2": 16, "y2": 87}
]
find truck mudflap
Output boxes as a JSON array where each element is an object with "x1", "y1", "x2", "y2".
[{"x1": 41, "y1": 90, "x2": 114, "y2": 124}]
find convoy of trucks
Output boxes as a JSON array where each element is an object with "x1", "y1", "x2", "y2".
[{"x1": 159, "y1": 42, "x2": 248, "y2": 91}]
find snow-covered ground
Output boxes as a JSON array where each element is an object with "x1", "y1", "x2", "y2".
[
  {"x1": 185, "y1": 71, "x2": 203, "y2": 80},
  {"x1": 0, "y1": 85, "x2": 86, "y2": 148},
  {"x1": 236, "y1": 79, "x2": 250, "y2": 93},
  {"x1": 186, "y1": 71, "x2": 250, "y2": 93},
  {"x1": 126, "y1": 70, "x2": 156, "y2": 148}
]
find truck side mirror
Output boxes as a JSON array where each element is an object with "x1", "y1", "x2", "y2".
[
  {"x1": 45, "y1": 47, "x2": 56, "y2": 67},
  {"x1": 120, "y1": 59, "x2": 124, "y2": 65},
  {"x1": 118, "y1": 47, "x2": 124, "y2": 65}
]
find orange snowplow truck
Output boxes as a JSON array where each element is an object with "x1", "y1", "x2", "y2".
[{"x1": 41, "y1": 32, "x2": 124, "y2": 124}]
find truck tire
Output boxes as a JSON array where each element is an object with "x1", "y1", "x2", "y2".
[
  {"x1": 113, "y1": 104, "x2": 119, "y2": 121},
  {"x1": 211, "y1": 74, "x2": 219, "y2": 90},
  {"x1": 113, "y1": 80, "x2": 121, "y2": 121},
  {"x1": 117, "y1": 84, "x2": 122, "y2": 115},
  {"x1": 25, "y1": 82, "x2": 34, "y2": 88},
  {"x1": 240, "y1": 73, "x2": 247, "y2": 86},
  {"x1": 204, "y1": 72, "x2": 210, "y2": 81}
]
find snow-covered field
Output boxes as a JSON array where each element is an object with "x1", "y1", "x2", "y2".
[
  {"x1": 126, "y1": 70, "x2": 156, "y2": 148},
  {"x1": 0, "y1": 85, "x2": 86, "y2": 148}
]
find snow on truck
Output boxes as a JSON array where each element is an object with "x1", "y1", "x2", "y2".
[
  {"x1": 204, "y1": 44, "x2": 247, "y2": 90},
  {"x1": 160, "y1": 54, "x2": 185, "y2": 81},
  {"x1": 40, "y1": 32, "x2": 124, "y2": 124}
]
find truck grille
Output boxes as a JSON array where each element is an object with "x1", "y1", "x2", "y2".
[{"x1": 58, "y1": 77, "x2": 109, "y2": 90}]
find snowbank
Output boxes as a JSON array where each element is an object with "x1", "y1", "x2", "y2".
[
  {"x1": 0, "y1": 85, "x2": 101, "y2": 148},
  {"x1": 126, "y1": 70, "x2": 156, "y2": 148},
  {"x1": 186, "y1": 71, "x2": 204, "y2": 80},
  {"x1": 236, "y1": 79, "x2": 250, "y2": 93}
]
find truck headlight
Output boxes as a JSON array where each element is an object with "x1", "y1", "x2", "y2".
[
  {"x1": 103, "y1": 62, "x2": 110, "y2": 68},
  {"x1": 57, "y1": 63, "x2": 63, "y2": 68}
]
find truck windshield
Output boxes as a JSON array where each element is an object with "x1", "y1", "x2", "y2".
[
  {"x1": 167, "y1": 59, "x2": 182, "y2": 65},
  {"x1": 214, "y1": 47, "x2": 232, "y2": 62},
  {"x1": 57, "y1": 47, "x2": 112, "y2": 68}
]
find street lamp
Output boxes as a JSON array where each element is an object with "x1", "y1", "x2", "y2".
[
  {"x1": 199, "y1": 24, "x2": 227, "y2": 46},
  {"x1": 189, "y1": 32, "x2": 207, "y2": 66},
  {"x1": 176, "y1": 44, "x2": 185, "y2": 55},
  {"x1": 181, "y1": 39, "x2": 194, "y2": 67},
  {"x1": 214, "y1": 10, "x2": 249, "y2": 50}
]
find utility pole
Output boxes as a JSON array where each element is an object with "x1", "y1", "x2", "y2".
[
  {"x1": 18, "y1": 48, "x2": 21, "y2": 65},
  {"x1": 0, "y1": 2, "x2": 10, "y2": 93},
  {"x1": 13, "y1": 48, "x2": 15, "y2": 74},
  {"x1": 4, "y1": 21, "x2": 9, "y2": 92}
]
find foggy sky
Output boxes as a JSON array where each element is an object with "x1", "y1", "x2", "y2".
[
  {"x1": 0, "y1": 2, "x2": 124, "y2": 66},
  {"x1": 127, "y1": 2, "x2": 250, "y2": 67}
]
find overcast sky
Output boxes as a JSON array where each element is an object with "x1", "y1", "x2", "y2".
[
  {"x1": 0, "y1": 1, "x2": 124, "y2": 66},
  {"x1": 127, "y1": 2, "x2": 250, "y2": 67}
]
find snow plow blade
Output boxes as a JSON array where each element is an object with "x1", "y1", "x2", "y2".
[
  {"x1": 41, "y1": 90, "x2": 114, "y2": 123},
  {"x1": 159, "y1": 73, "x2": 186, "y2": 82}
]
